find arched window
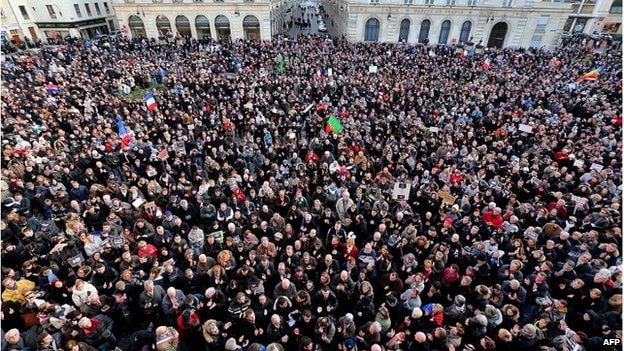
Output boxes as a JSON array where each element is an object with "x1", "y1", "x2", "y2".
[
  {"x1": 243, "y1": 15, "x2": 261, "y2": 40},
  {"x1": 155, "y1": 15, "x2": 172, "y2": 35},
  {"x1": 459, "y1": 21, "x2": 472, "y2": 44},
  {"x1": 399, "y1": 19, "x2": 410, "y2": 42},
  {"x1": 364, "y1": 18, "x2": 380, "y2": 42},
  {"x1": 128, "y1": 15, "x2": 146, "y2": 38},
  {"x1": 195, "y1": 15, "x2": 211, "y2": 40},
  {"x1": 215, "y1": 15, "x2": 231, "y2": 41},
  {"x1": 418, "y1": 19, "x2": 430, "y2": 43},
  {"x1": 438, "y1": 20, "x2": 451, "y2": 44},
  {"x1": 175, "y1": 15, "x2": 191, "y2": 37}
]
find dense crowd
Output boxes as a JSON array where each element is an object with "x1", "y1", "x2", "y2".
[{"x1": 0, "y1": 31, "x2": 622, "y2": 351}]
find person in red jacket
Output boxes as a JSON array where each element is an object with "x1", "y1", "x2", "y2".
[
  {"x1": 482, "y1": 207, "x2": 504, "y2": 230},
  {"x1": 137, "y1": 240, "x2": 159, "y2": 259}
]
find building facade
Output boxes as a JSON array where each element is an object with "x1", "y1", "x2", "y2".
[
  {"x1": 112, "y1": 0, "x2": 273, "y2": 41},
  {"x1": 562, "y1": 0, "x2": 622, "y2": 36},
  {"x1": 326, "y1": 0, "x2": 576, "y2": 49},
  {"x1": 2, "y1": 0, "x2": 118, "y2": 41},
  {"x1": 1, "y1": 0, "x2": 24, "y2": 45}
]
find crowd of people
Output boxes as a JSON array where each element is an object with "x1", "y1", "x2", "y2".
[{"x1": 0, "y1": 30, "x2": 622, "y2": 351}]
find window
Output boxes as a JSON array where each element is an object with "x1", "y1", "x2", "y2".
[
  {"x1": 425, "y1": 0, "x2": 434, "y2": 4},
  {"x1": 438, "y1": 20, "x2": 451, "y2": 44},
  {"x1": 370, "y1": 0, "x2": 379, "y2": 3},
  {"x1": 19, "y1": 6, "x2": 29, "y2": 20},
  {"x1": 404, "y1": 0, "x2": 414, "y2": 4},
  {"x1": 419, "y1": 19, "x2": 430, "y2": 43},
  {"x1": 503, "y1": 0, "x2": 512, "y2": 7},
  {"x1": 95, "y1": 3, "x2": 101, "y2": 16},
  {"x1": 364, "y1": 18, "x2": 380, "y2": 42},
  {"x1": 459, "y1": 21, "x2": 471, "y2": 44},
  {"x1": 610, "y1": 0, "x2": 622, "y2": 14},
  {"x1": 530, "y1": 35, "x2": 541, "y2": 48},
  {"x1": 103, "y1": 2, "x2": 110, "y2": 14},
  {"x1": 85, "y1": 4, "x2": 92, "y2": 16},
  {"x1": 467, "y1": 0, "x2": 477, "y2": 6},
  {"x1": 399, "y1": 19, "x2": 410, "y2": 42},
  {"x1": 46, "y1": 5, "x2": 57, "y2": 19},
  {"x1": 536, "y1": 15, "x2": 548, "y2": 32},
  {"x1": 446, "y1": 0, "x2": 456, "y2": 5},
  {"x1": 214, "y1": 0, "x2": 224, "y2": 3},
  {"x1": 74, "y1": 4, "x2": 82, "y2": 17}
]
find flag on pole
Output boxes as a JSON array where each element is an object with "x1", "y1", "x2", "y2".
[
  {"x1": 117, "y1": 117, "x2": 132, "y2": 149},
  {"x1": 278, "y1": 55, "x2": 285, "y2": 73},
  {"x1": 144, "y1": 92, "x2": 158, "y2": 111},
  {"x1": 325, "y1": 115, "x2": 344, "y2": 134},
  {"x1": 576, "y1": 67, "x2": 604, "y2": 82},
  {"x1": 46, "y1": 83, "x2": 60, "y2": 94},
  {"x1": 482, "y1": 57, "x2": 491, "y2": 69},
  {"x1": 117, "y1": 117, "x2": 127, "y2": 137}
]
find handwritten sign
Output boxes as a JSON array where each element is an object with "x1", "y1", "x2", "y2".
[
  {"x1": 437, "y1": 190, "x2": 457, "y2": 205},
  {"x1": 571, "y1": 195, "x2": 588, "y2": 206},
  {"x1": 590, "y1": 163, "x2": 604, "y2": 171}
]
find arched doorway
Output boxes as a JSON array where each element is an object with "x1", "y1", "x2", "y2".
[
  {"x1": 243, "y1": 15, "x2": 260, "y2": 40},
  {"x1": 418, "y1": 19, "x2": 430, "y2": 44},
  {"x1": 364, "y1": 18, "x2": 380, "y2": 42},
  {"x1": 156, "y1": 15, "x2": 172, "y2": 35},
  {"x1": 195, "y1": 15, "x2": 211, "y2": 40},
  {"x1": 438, "y1": 20, "x2": 451, "y2": 44},
  {"x1": 215, "y1": 15, "x2": 231, "y2": 41},
  {"x1": 399, "y1": 19, "x2": 410, "y2": 42},
  {"x1": 128, "y1": 15, "x2": 146, "y2": 38},
  {"x1": 176, "y1": 15, "x2": 191, "y2": 37},
  {"x1": 487, "y1": 22, "x2": 507, "y2": 48}
]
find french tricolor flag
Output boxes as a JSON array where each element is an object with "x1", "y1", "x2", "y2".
[
  {"x1": 46, "y1": 83, "x2": 60, "y2": 94},
  {"x1": 144, "y1": 92, "x2": 157, "y2": 111},
  {"x1": 482, "y1": 57, "x2": 492, "y2": 70}
]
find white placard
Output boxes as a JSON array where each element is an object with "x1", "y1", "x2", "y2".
[
  {"x1": 429, "y1": 127, "x2": 439, "y2": 133},
  {"x1": 573, "y1": 159, "x2": 584, "y2": 168},
  {"x1": 368, "y1": 65, "x2": 378, "y2": 73},
  {"x1": 392, "y1": 182, "x2": 411, "y2": 200},
  {"x1": 328, "y1": 68, "x2": 333, "y2": 77},
  {"x1": 132, "y1": 198, "x2": 146, "y2": 208},
  {"x1": 571, "y1": 195, "x2": 588, "y2": 206},
  {"x1": 590, "y1": 163, "x2": 604, "y2": 171},
  {"x1": 518, "y1": 123, "x2": 533, "y2": 133}
]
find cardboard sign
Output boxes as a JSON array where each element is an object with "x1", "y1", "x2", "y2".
[
  {"x1": 369, "y1": 65, "x2": 378, "y2": 73},
  {"x1": 392, "y1": 182, "x2": 411, "y2": 200},
  {"x1": 437, "y1": 190, "x2": 457, "y2": 205},
  {"x1": 518, "y1": 123, "x2": 533, "y2": 133},
  {"x1": 144, "y1": 201, "x2": 156, "y2": 210}
]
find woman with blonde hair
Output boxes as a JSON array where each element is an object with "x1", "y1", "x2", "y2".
[{"x1": 202, "y1": 319, "x2": 226, "y2": 350}]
